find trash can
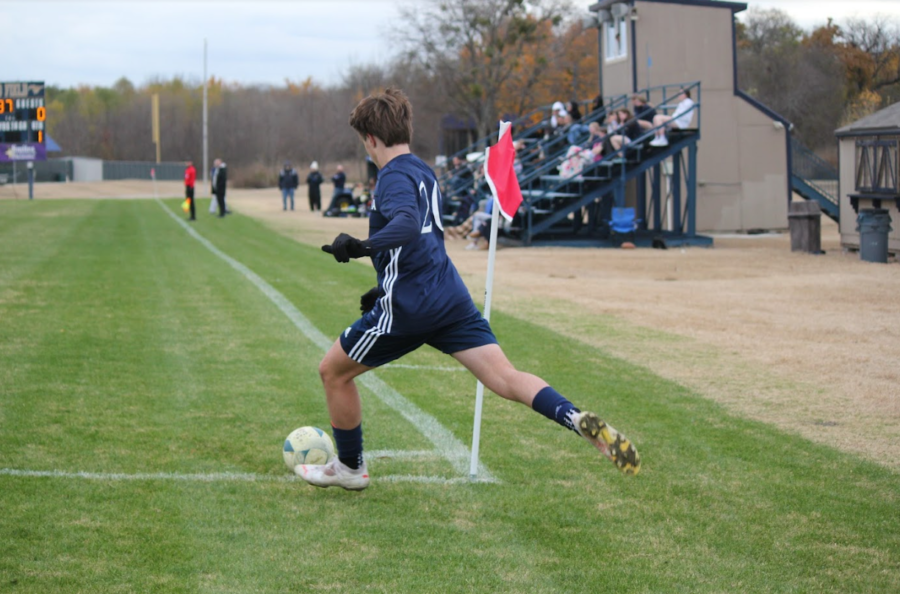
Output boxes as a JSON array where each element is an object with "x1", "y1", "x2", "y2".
[
  {"x1": 788, "y1": 201, "x2": 821, "y2": 253},
  {"x1": 857, "y1": 208, "x2": 892, "y2": 263}
]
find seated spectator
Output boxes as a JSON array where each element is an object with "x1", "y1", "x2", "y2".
[
  {"x1": 550, "y1": 101, "x2": 571, "y2": 134},
  {"x1": 466, "y1": 198, "x2": 494, "y2": 250},
  {"x1": 445, "y1": 198, "x2": 493, "y2": 251},
  {"x1": 649, "y1": 89, "x2": 695, "y2": 147},
  {"x1": 607, "y1": 108, "x2": 644, "y2": 153},
  {"x1": 605, "y1": 110, "x2": 622, "y2": 134},
  {"x1": 567, "y1": 101, "x2": 583, "y2": 123},
  {"x1": 444, "y1": 155, "x2": 476, "y2": 225},
  {"x1": 563, "y1": 101, "x2": 593, "y2": 145},
  {"x1": 587, "y1": 122, "x2": 608, "y2": 161},
  {"x1": 559, "y1": 145, "x2": 591, "y2": 179},
  {"x1": 631, "y1": 95, "x2": 657, "y2": 131}
]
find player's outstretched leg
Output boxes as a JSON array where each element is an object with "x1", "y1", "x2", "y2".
[
  {"x1": 573, "y1": 411, "x2": 641, "y2": 475},
  {"x1": 295, "y1": 458, "x2": 370, "y2": 491}
]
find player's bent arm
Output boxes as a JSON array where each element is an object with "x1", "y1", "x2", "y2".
[{"x1": 366, "y1": 208, "x2": 420, "y2": 252}]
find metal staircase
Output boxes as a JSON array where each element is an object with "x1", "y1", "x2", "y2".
[{"x1": 790, "y1": 141, "x2": 839, "y2": 222}]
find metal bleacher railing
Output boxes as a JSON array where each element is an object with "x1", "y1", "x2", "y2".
[
  {"x1": 790, "y1": 141, "x2": 839, "y2": 221},
  {"x1": 439, "y1": 92, "x2": 631, "y2": 222},
  {"x1": 442, "y1": 82, "x2": 703, "y2": 245},
  {"x1": 514, "y1": 82, "x2": 702, "y2": 244}
]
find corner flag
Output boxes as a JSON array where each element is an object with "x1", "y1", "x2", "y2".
[
  {"x1": 483, "y1": 121, "x2": 522, "y2": 222},
  {"x1": 470, "y1": 120, "x2": 523, "y2": 481}
]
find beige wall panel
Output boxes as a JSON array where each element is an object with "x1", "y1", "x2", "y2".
[
  {"x1": 695, "y1": 91, "x2": 740, "y2": 184},
  {"x1": 603, "y1": 59, "x2": 633, "y2": 97},
  {"x1": 737, "y1": 113, "x2": 787, "y2": 181},
  {"x1": 740, "y1": 175, "x2": 788, "y2": 230},
  {"x1": 838, "y1": 139, "x2": 856, "y2": 238},
  {"x1": 634, "y1": 3, "x2": 734, "y2": 92},
  {"x1": 735, "y1": 100, "x2": 789, "y2": 231},
  {"x1": 696, "y1": 185, "x2": 742, "y2": 230}
]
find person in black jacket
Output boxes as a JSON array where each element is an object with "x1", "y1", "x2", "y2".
[
  {"x1": 306, "y1": 161, "x2": 324, "y2": 212},
  {"x1": 278, "y1": 162, "x2": 300, "y2": 211},
  {"x1": 331, "y1": 164, "x2": 346, "y2": 201},
  {"x1": 211, "y1": 158, "x2": 229, "y2": 217}
]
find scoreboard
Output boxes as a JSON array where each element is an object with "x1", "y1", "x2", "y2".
[{"x1": 0, "y1": 81, "x2": 46, "y2": 162}]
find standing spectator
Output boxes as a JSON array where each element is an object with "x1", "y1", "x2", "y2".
[
  {"x1": 211, "y1": 158, "x2": 229, "y2": 217},
  {"x1": 331, "y1": 164, "x2": 346, "y2": 201},
  {"x1": 649, "y1": 88, "x2": 695, "y2": 147},
  {"x1": 183, "y1": 159, "x2": 196, "y2": 221},
  {"x1": 278, "y1": 162, "x2": 299, "y2": 211},
  {"x1": 307, "y1": 161, "x2": 323, "y2": 212}
]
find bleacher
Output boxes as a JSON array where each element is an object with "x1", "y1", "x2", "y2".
[{"x1": 439, "y1": 82, "x2": 710, "y2": 248}]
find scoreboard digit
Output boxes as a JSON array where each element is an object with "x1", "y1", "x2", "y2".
[{"x1": 0, "y1": 81, "x2": 47, "y2": 162}]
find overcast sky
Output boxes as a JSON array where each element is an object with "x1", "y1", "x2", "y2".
[{"x1": 2, "y1": 0, "x2": 899, "y2": 89}]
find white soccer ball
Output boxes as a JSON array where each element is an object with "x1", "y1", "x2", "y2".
[{"x1": 283, "y1": 426, "x2": 335, "y2": 470}]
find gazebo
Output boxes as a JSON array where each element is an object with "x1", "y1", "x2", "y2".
[{"x1": 835, "y1": 102, "x2": 900, "y2": 256}]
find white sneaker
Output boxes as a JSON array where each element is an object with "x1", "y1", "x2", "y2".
[
  {"x1": 295, "y1": 458, "x2": 370, "y2": 491},
  {"x1": 649, "y1": 136, "x2": 668, "y2": 147},
  {"x1": 573, "y1": 411, "x2": 641, "y2": 475}
]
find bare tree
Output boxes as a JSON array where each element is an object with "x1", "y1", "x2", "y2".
[
  {"x1": 394, "y1": 0, "x2": 574, "y2": 142},
  {"x1": 840, "y1": 16, "x2": 900, "y2": 96}
]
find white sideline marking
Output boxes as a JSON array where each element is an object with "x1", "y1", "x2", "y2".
[
  {"x1": 382, "y1": 363, "x2": 467, "y2": 372},
  {"x1": 368, "y1": 449, "x2": 440, "y2": 459},
  {"x1": 155, "y1": 200, "x2": 497, "y2": 483},
  {"x1": 0, "y1": 468, "x2": 496, "y2": 485}
]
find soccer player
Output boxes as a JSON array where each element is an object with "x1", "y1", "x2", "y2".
[{"x1": 297, "y1": 88, "x2": 640, "y2": 490}]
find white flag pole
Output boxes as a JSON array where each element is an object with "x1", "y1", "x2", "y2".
[
  {"x1": 469, "y1": 201, "x2": 502, "y2": 480},
  {"x1": 470, "y1": 122, "x2": 509, "y2": 480}
]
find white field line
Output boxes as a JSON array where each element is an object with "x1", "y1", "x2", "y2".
[
  {"x1": 154, "y1": 200, "x2": 497, "y2": 483},
  {"x1": 382, "y1": 363, "x2": 467, "y2": 372},
  {"x1": 0, "y1": 468, "x2": 496, "y2": 485}
]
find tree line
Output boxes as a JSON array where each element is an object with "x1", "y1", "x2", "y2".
[
  {"x1": 737, "y1": 9, "x2": 900, "y2": 155},
  {"x1": 44, "y1": 0, "x2": 898, "y2": 185},
  {"x1": 45, "y1": 0, "x2": 597, "y2": 186}
]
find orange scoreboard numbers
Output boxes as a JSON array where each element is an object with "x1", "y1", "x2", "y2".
[{"x1": 0, "y1": 81, "x2": 47, "y2": 162}]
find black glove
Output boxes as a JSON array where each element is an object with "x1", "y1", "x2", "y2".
[
  {"x1": 321, "y1": 233, "x2": 372, "y2": 263},
  {"x1": 360, "y1": 286, "x2": 380, "y2": 314}
]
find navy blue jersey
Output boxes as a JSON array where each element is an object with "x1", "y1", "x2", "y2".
[{"x1": 365, "y1": 154, "x2": 480, "y2": 334}]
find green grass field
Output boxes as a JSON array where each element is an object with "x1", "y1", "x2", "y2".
[{"x1": 1, "y1": 198, "x2": 899, "y2": 593}]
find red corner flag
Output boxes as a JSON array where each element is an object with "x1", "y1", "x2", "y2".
[{"x1": 483, "y1": 121, "x2": 522, "y2": 222}]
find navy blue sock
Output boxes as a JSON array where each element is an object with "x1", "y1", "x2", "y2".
[
  {"x1": 332, "y1": 424, "x2": 364, "y2": 470},
  {"x1": 531, "y1": 386, "x2": 580, "y2": 432}
]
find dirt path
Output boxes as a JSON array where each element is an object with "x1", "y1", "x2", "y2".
[{"x1": 10, "y1": 181, "x2": 900, "y2": 469}]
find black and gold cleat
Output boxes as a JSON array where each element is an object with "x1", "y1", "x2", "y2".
[{"x1": 575, "y1": 411, "x2": 641, "y2": 476}]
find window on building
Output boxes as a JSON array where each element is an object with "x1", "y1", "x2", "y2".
[
  {"x1": 854, "y1": 137, "x2": 899, "y2": 194},
  {"x1": 604, "y1": 15, "x2": 628, "y2": 62}
]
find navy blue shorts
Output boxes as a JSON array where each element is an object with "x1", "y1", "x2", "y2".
[{"x1": 339, "y1": 310, "x2": 498, "y2": 368}]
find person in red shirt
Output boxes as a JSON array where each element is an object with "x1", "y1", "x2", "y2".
[{"x1": 184, "y1": 160, "x2": 197, "y2": 220}]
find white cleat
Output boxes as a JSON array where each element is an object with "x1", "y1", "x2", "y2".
[{"x1": 295, "y1": 458, "x2": 370, "y2": 491}]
